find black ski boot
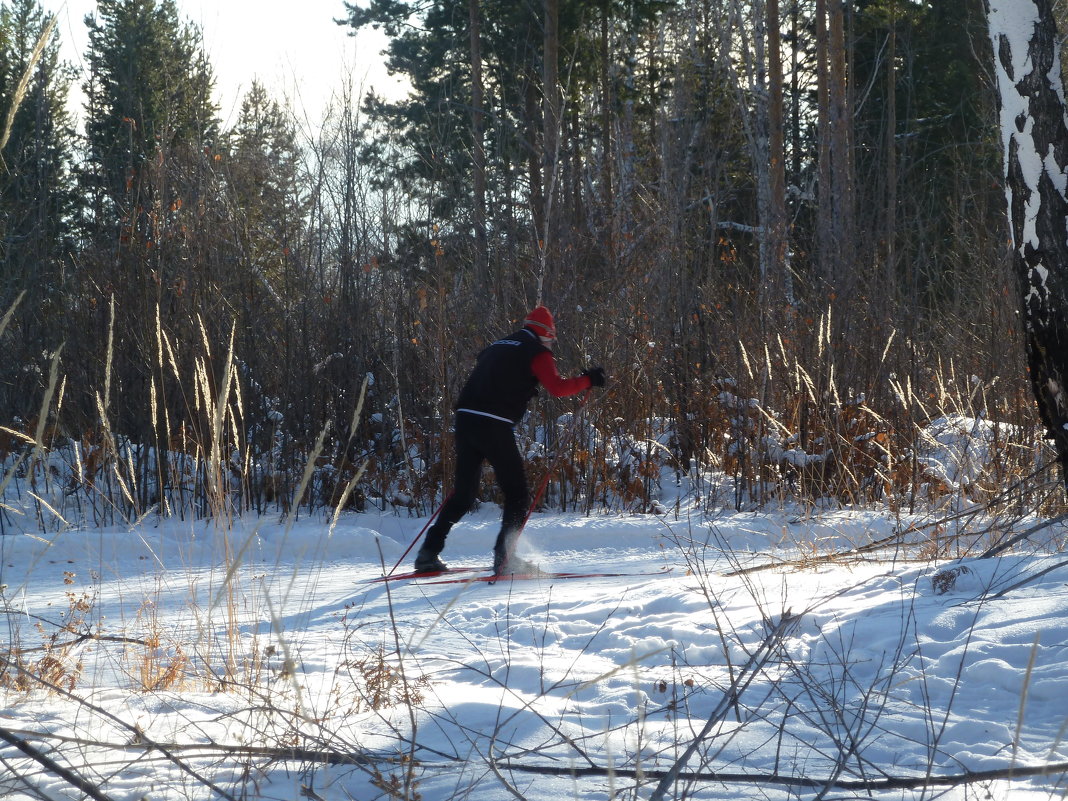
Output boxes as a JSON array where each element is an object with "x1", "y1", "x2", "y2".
[
  {"x1": 414, "y1": 546, "x2": 447, "y2": 573},
  {"x1": 416, "y1": 517, "x2": 453, "y2": 573},
  {"x1": 492, "y1": 527, "x2": 518, "y2": 576},
  {"x1": 492, "y1": 545, "x2": 508, "y2": 576}
]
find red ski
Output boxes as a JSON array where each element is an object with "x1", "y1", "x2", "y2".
[
  {"x1": 418, "y1": 566, "x2": 673, "y2": 585},
  {"x1": 364, "y1": 566, "x2": 488, "y2": 584}
]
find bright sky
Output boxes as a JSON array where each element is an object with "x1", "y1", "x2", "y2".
[{"x1": 42, "y1": 0, "x2": 407, "y2": 127}]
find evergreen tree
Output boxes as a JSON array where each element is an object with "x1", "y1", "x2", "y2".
[
  {"x1": 71, "y1": 0, "x2": 221, "y2": 446},
  {"x1": 224, "y1": 80, "x2": 310, "y2": 438},
  {"x1": 227, "y1": 80, "x2": 304, "y2": 291},
  {"x1": 341, "y1": 0, "x2": 674, "y2": 306},
  {"x1": 850, "y1": 0, "x2": 998, "y2": 311},
  {"x1": 81, "y1": 0, "x2": 217, "y2": 238},
  {"x1": 0, "y1": 0, "x2": 77, "y2": 418}
]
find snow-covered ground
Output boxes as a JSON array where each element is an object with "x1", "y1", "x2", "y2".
[{"x1": 2, "y1": 488, "x2": 1067, "y2": 800}]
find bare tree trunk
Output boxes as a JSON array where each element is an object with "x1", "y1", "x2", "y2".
[
  {"x1": 884, "y1": 1, "x2": 897, "y2": 306},
  {"x1": 766, "y1": 0, "x2": 792, "y2": 309},
  {"x1": 815, "y1": 0, "x2": 833, "y2": 289},
  {"x1": 468, "y1": 0, "x2": 488, "y2": 288},
  {"x1": 739, "y1": 0, "x2": 792, "y2": 316},
  {"x1": 600, "y1": 0, "x2": 614, "y2": 262},
  {"x1": 525, "y1": 75, "x2": 546, "y2": 263},
  {"x1": 790, "y1": 0, "x2": 802, "y2": 181},
  {"x1": 816, "y1": 0, "x2": 854, "y2": 297},
  {"x1": 987, "y1": 0, "x2": 1068, "y2": 486},
  {"x1": 828, "y1": 0, "x2": 854, "y2": 288},
  {"x1": 750, "y1": 0, "x2": 772, "y2": 291},
  {"x1": 543, "y1": 0, "x2": 560, "y2": 173},
  {"x1": 540, "y1": 0, "x2": 560, "y2": 301}
]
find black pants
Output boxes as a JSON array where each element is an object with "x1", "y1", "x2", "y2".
[{"x1": 423, "y1": 412, "x2": 528, "y2": 556}]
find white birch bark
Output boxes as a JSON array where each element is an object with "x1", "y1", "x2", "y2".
[{"x1": 986, "y1": 0, "x2": 1068, "y2": 482}]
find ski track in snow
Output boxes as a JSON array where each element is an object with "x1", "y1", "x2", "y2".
[{"x1": 2, "y1": 504, "x2": 1068, "y2": 800}]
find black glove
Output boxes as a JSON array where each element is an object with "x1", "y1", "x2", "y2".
[{"x1": 582, "y1": 366, "x2": 606, "y2": 388}]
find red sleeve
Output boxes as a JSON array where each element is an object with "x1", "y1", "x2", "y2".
[{"x1": 531, "y1": 350, "x2": 592, "y2": 397}]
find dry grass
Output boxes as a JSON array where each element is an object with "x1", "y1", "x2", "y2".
[{"x1": 0, "y1": 572, "x2": 91, "y2": 694}]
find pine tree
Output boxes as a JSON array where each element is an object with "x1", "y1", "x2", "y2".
[
  {"x1": 81, "y1": 0, "x2": 217, "y2": 238},
  {"x1": 72, "y1": 0, "x2": 221, "y2": 446},
  {"x1": 340, "y1": 0, "x2": 674, "y2": 306},
  {"x1": 227, "y1": 80, "x2": 304, "y2": 290},
  {"x1": 851, "y1": 0, "x2": 996, "y2": 311},
  {"x1": 0, "y1": 0, "x2": 77, "y2": 418},
  {"x1": 224, "y1": 80, "x2": 308, "y2": 438}
]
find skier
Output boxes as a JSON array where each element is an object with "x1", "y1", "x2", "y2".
[{"x1": 414, "y1": 306, "x2": 606, "y2": 576}]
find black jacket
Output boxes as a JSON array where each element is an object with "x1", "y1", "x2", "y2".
[{"x1": 455, "y1": 329, "x2": 548, "y2": 423}]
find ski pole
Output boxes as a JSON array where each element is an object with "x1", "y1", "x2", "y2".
[
  {"x1": 516, "y1": 387, "x2": 593, "y2": 539},
  {"x1": 386, "y1": 492, "x2": 451, "y2": 576}
]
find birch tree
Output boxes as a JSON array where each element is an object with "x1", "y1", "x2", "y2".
[{"x1": 986, "y1": 0, "x2": 1068, "y2": 483}]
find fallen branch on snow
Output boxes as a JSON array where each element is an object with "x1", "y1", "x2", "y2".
[{"x1": 6, "y1": 724, "x2": 1065, "y2": 794}]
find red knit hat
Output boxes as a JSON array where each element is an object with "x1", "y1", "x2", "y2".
[{"x1": 523, "y1": 306, "x2": 556, "y2": 339}]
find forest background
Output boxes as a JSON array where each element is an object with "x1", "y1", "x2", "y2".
[{"x1": 0, "y1": 0, "x2": 1059, "y2": 528}]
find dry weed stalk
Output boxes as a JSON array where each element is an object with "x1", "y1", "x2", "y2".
[
  {"x1": 0, "y1": 572, "x2": 93, "y2": 694},
  {"x1": 126, "y1": 597, "x2": 190, "y2": 693}
]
